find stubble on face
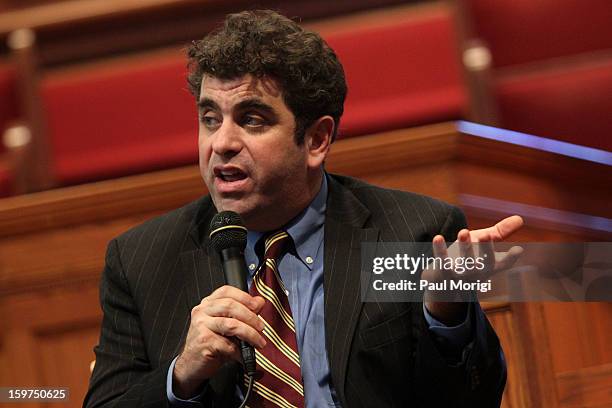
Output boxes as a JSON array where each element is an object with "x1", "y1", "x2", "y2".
[{"x1": 197, "y1": 75, "x2": 319, "y2": 231}]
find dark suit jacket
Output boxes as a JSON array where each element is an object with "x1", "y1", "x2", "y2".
[{"x1": 84, "y1": 174, "x2": 505, "y2": 407}]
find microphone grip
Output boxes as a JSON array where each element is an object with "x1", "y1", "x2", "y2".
[
  {"x1": 222, "y1": 257, "x2": 249, "y2": 291},
  {"x1": 241, "y1": 343, "x2": 257, "y2": 376},
  {"x1": 220, "y1": 248, "x2": 257, "y2": 377}
]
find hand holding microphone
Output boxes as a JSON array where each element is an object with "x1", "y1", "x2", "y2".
[
  {"x1": 172, "y1": 211, "x2": 264, "y2": 399},
  {"x1": 208, "y1": 211, "x2": 260, "y2": 377}
]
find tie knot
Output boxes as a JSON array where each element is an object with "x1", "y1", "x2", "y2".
[{"x1": 263, "y1": 230, "x2": 290, "y2": 262}]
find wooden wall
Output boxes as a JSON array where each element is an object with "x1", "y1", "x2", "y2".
[{"x1": 0, "y1": 122, "x2": 610, "y2": 407}]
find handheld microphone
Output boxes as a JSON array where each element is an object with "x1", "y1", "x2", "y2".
[{"x1": 209, "y1": 211, "x2": 257, "y2": 377}]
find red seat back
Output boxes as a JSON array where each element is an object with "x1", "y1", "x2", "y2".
[
  {"x1": 496, "y1": 60, "x2": 612, "y2": 151},
  {"x1": 0, "y1": 62, "x2": 19, "y2": 196},
  {"x1": 464, "y1": 0, "x2": 612, "y2": 67},
  {"x1": 0, "y1": 62, "x2": 18, "y2": 138},
  {"x1": 41, "y1": 51, "x2": 197, "y2": 184},
  {"x1": 324, "y1": 6, "x2": 466, "y2": 138}
]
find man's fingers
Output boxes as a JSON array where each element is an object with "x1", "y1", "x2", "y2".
[
  {"x1": 227, "y1": 338, "x2": 242, "y2": 363},
  {"x1": 201, "y1": 298, "x2": 265, "y2": 333},
  {"x1": 205, "y1": 285, "x2": 265, "y2": 312},
  {"x1": 197, "y1": 287, "x2": 268, "y2": 349},
  {"x1": 428, "y1": 217, "x2": 525, "y2": 282},
  {"x1": 458, "y1": 229, "x2": 475, "y2": 260},
  {"x1": 470, "y1": 215, "x2": 524, "y2": 242},
  {"x1": 208, "y1": 316, "x2": 267, "y2": 349},
  {"x1": 479, "y1": 240, "x2": 495, "y2": 270},
  {"x1": 432, "y1": 235, "x2": 448, "y2": 259},
  {"x1": 493, "y1": 215, "x2": 524, "y2": 240},
  {"x1": 432, "y1": 235, "x2": 456, "y2": 279},
  {"x1": 208, "y1": 335, "x2": 241, "y2": 363},
  {"x1": 495, "y1": 246, "x2": 524, "y2": 271},
  {"x1": 178, "y1": 286, "x2": 271, "y2": 384}
]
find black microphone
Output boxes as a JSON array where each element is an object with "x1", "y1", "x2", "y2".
[{"x1": 209, "y1": 211, "x2": 256, "y2": 377}]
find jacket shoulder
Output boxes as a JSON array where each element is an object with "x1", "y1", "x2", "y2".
[
  {"x1": 330, "y1": 173, "x2": 458, "y2": 213},
  {"x1": 112, "y1": 196, "x2": 211, "y2": 258},
  {"x1": 328, "y1": 173, "x2": 466, "y2": 241}
]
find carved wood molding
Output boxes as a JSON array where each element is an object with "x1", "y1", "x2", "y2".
[
  {"x1": 0, "y1": 165, "x2": 204, "y2": 237},
  {"x1": 458, "y1": 133, "x2": 612, "y2": 189}
]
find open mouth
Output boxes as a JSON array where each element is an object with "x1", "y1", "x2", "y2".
[{"x1": 214, "y1": 166, "x2": 248, "y2": 183}]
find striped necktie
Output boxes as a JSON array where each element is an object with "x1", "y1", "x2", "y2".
[{"x1": 247, "y1": 231, "x2": 305, "y2": 408}]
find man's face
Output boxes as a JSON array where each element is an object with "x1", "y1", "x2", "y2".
[{"x1": 198, "y1": 74, "x2": 314, "y2": 231}]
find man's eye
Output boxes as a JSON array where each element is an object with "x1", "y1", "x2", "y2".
[
  {"x1": 243, "y1": 115, "x2": 266, "y2": 128},
  {"x1": 202, "y1": 115, "x2": 220, "y2": 128}
]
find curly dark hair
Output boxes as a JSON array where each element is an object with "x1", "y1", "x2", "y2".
[{"x1": 187, "y1": 10, "x2": 347, "y2": 144}]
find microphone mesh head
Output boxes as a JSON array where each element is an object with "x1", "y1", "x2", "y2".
[{"x1": 209, "y1": 211, "x2": 247, "y2": 253}]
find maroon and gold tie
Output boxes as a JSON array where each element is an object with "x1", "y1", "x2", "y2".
[{"x1": 246, "y1": 231, "x2": 305, "y2": 408}]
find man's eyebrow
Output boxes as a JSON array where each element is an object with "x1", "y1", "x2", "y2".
[
  {"x1": 197, "y1": 98, "x2": 219, "y2": 111},
  {"x1": 235, "y1": 98, "x2": 276, "y2": 114}
]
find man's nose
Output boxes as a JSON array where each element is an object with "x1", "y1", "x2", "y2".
[{"x1": 211, "y1": 121, "x2": 243, "y2": 157}]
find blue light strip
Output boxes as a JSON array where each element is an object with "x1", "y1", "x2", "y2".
[{"x1": 456, "y1": 121, "x2": 612, "y2": 166}]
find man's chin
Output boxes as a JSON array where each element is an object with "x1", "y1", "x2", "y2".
[
  {"x1": 213, "y1": 197, "x2": 252, "y2": 218},
  {"x1": 211, "y1": 196, "x2": 282, "y2": 230}
]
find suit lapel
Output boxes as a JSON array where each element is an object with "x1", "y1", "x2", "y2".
[
  {"x1": 179, "y1": 248, "x2": 225, "y2": 308},
  {"x1": 177, "y1": 196, "x2": 224, "y2": 308},
  {"x1": 323, "y1": 176, "x2": 379, "y2": 405}
]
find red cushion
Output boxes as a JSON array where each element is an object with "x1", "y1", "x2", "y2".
[
  {"x1": 41, "y1": 52, "x2": 197, "y2": 184},
  {"x1": 465, "y1": 0, "x2": 612, "y2": 67},
  {"x1": 340, "y1": 87, "x2": 465, "y2": 136},
  {"x1": 55, "y1": 131, "x2": 197, "y2": 184},
  {"x1": 0, "y1": 166, "x2": 12, "y2": 197},
  {"x1": 41, "y1": 7, "x2": 467, "y2": 182},
  {"x1": 0, "y1": 63, "x2": 19, "y2": 143},
  {"x1": 496, "y1": 59, "x2": 612, "y2": 151},
  {"x1": 325, "y1": 6, "x2": 466, "y2": 138}
]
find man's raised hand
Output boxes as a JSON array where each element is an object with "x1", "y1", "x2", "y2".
[{"x1": 424, "y1": 215, "x2": 524, "y2": 324}]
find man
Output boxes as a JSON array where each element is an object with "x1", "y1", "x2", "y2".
[{"x1": 85, "y1": 10, "x2": 521, "y2": 407}]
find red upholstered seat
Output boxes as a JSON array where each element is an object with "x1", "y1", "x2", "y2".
[
  {"x1": 40, "y1": 7, "x2": 467, "y2": 183},
  {"x1": 324, "y1": 6, "x2": 467, "y2": 138},
  {"x1": 0, "y1": 63, "x2": 18, "y2": 196},
  {"x1": 464, "y1": 0, "x2": 612, "y2": 67},
  {"x1": 496, "y1": 59, "x2": 612, "y2": 152},
  {"x1": 0, "y1": 63, "x2": 18, "y2": 135},
  {"x1": 0, "y1": 166, "x2": 12, "y2": 197},
  {"x1": 41, "y1": 51, "x2": 197, "y2": 185},
  {"x1": 462, "y1": 0, "x2": 612, "y2": 152}
]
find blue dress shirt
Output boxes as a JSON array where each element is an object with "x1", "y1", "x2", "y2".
[{"x1": 167, "y1": 175, "x2": 474, "y2": 407}]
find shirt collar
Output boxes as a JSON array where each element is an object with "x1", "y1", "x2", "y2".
[{"x1": 246, "y1": 175, "x2": 328, "y2": 271}]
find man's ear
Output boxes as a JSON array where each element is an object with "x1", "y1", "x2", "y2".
[{"x1": 304, "y1": 116, "x2": 334, "y2": 169}]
